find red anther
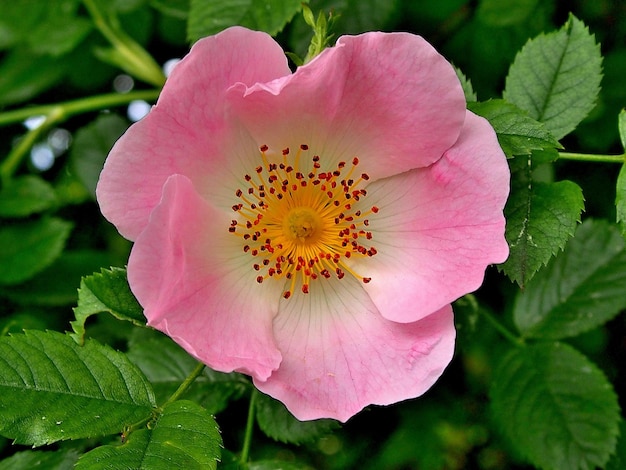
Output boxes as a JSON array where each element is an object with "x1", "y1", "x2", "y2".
[
  {"x1": 245, "y1": 174, "x2": 252, "y2": 181},
  {"x1": 300, "y1": 144, "x2": 309, "y2": 150},
  {"x1": 228, "y1": 227, "x2": 236, "y2": 233},
  {"x1": 363, "y1": 277, "x2": 371, "y2": 283},
  {"x1": 283, "y1": 291, "x2": 291, "y2": 299},
  {"x1": 302, "y1": 284, "x2": 309, "y2": 294},
  {"x1": 371, "y1": 206, "x2": 379, "y2": 213},
  {"x1": 257, "y1": 276, "x2": 264, "y2": 283},
  {"x1": 253, "y1": 264, "x2": 260, "y2": 271},
  {"x1": 235, "y1": 189, "x2": 243, "y2": 197},
  {"x1": 282, "y1": 148, "x2": 290, "y2": 155},
  {"x1": 352, "y1": 157, "x2": 359, "y2": 165},
  {"x1": 361, "y1": 173, "x2": 370, "y2": 180},
  {"x1": 260, "y1": 144, "x2": 269, "y2": 152}
]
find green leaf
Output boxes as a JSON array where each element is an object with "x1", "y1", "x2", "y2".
[
  {"x1": 468, "y1": 100, "x2": 561, "y2": 158},
  {"x1": 490, "y1": 342, "x2": 620, "y2": 470},
  {"x1": 454, "y1": 66, "x2": 477, "y2": 102},
  {"x1": 256, "y1": 391, "x2": 339, "y2": 445},
  {"x1": 504, "y1": 14, "x2": 603, "y2": 140},
  {"x1": 476, "y1": 0, "x2": 539, "y2": 27},
  {"x1": 0, "y1": 250, "x2": 110, "y2": 307},
  {"x1": 0, "y1": 175, "x2": 57, "y2": 218},
  {"x1": 499, "y1": 179, "x2": 584, "y2": 286},
  {"x1": 514, "y1": 220, "x2": 626, "y2": 339},
  {"x1": 76, "y1": 400, "x2": 221, "y2": 470},
  {"x1": 0, "y1": 50, "x2": 67, "y2": 106},
  {"x1": 0, "y1": 330, "x2": 156, "y2": 447},
  {"x1": 187, "y1": 0, "x2": 302, "y2": 42},
  {"x1": 606, "y1": 419, "x2": 626, "y2": 470},
  {"x1": 0, "y1": 449, "x2": 80, "y2": 470},
  {"x1": 70, "y1": 114, "x2": 129, "y2": 198},
  {"x1": 71, "y1": 267, "x2": 145, "y2": 344},
  {"x1": 615, "y1": 110, "x2": 626, "y2": 238},
  {"x1": 0, "y1": 218, "x2": 73, "y2": 285},
  {"x1": 127, "y1": 330, "x2": 247, "y2": 413}
]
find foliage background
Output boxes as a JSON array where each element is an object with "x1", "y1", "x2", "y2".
[{"x1": 0, "y1": 0, "x2": 625, "y2": 469}]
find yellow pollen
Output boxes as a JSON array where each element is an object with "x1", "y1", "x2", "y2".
[{"x1": 229, "y1": 144, "x2": 379, "y2": 299}]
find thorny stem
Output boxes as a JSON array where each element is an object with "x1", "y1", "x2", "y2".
[{"x1": 240, "y1": 388, "x2": 259, "y2": 464}]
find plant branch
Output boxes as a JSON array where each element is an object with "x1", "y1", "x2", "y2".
[
  {"x1": 162, "y1": 362, "x2": 206, "y2": 407},
  {"x1": 240, "y1": 388, "x2": 259, "y2": 464},
  {"x1": 558, "y1": 151, "x2": 625, "y2": 164}
]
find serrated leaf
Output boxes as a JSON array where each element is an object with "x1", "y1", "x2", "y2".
[
  {"x1": 490, "y1": 342, "x2": 620, "y2": 470},
  {"x1": 504, "y1": 14, "x2": 602, "y2": 140},
  {"x1": 187, "y1": 0, "x2": 301, "y2": 42},
  {"x1": 127, "y1": 330, "x2": 247, "y2": 413},
  {"x1": 0, "y1": 218, "x2": 72, "y2": 285},
  {"x1": 514, "y1": 220, "x2": 626, "y2": 339},
  {"x1": 256, "y1": 391, "x2": 338, "y2": 445},
  {"x1": 468, "y1": 100, "x2": 561, "y2": 158},
  {"x1": 71, "y1": 267, "x2": 145, "y2": 344},
  {"x1": 616, "y1": 110, "x2": 626, "y2": 238},
  {"x1": 76, "y1": 400, "x2": 221, "y2": 470},
  {"x1": 500, "y1": 179, "x2": 584, "y2": 286},
  {"x1": 454, "y1": 66, "x2": 477, "y2": 102},
  {"x1": 606, "y1": 419, "x2": 626, "y2": 470},
  {"x1": 0, "y1": 330, "x2": 156, "y2": 446},
  {"x1": 0, "y1": 449, "x2": 80, "y2": 470},
  {"x1": 70, "y1": 114, "x2": 129, "y2": 198},
  {"x1": 0, "y1": 175, "x2": 57, "y2": 218}
]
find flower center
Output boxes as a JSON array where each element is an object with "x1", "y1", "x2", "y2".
[{"x1": 229, "y1": 144, "x2": 378, "y2": 299}]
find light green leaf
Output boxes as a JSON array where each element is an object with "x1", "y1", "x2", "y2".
[
  {"x1": 468, "y1": 99, "x2": 561, "y2": 158},
  {"x1": 499, "y1": 179, "x2": 584, "y2": 286},
  {"x1": 76, "y1": 401, "x2": 221, "y2": 470},
  {"x1": 256, "y1": 391, "x2": 339, "y2": 445},
  {"x1": 0, "y1": 175, "x2": 57, "y2": 218},
  {"x1": 490, "y1": 342, "x2": 620, "y2": 470},
  {"x1": 0, "y1": 449, "x2": 80, "y2": 470},
  {"x1": 70, "y1": 114, "x2": 129, "y2": 197},
  {"x1": 127, "y1": 330, "x2": 248, "y2": 413},
  {"x1": 0, "y1": 330, "x2": 156, "y2": 447},
  {"x1": 504, "y1": 14, "x2": 602, "y2": 140},
  {"x1": 0, "y1": 218, "x2": 72, "y2": 285},
  {"x1": 187, "y1": 0, "x2": 302, "y2": 42},
  {"x1": 513, "y1": 219, "x2": 626, "y2": 339},
  {"x1": 71, "y1": 267, "x2": 145, "y2": 344}
]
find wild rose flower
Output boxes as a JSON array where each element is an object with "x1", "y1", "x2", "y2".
[{"x1": 96, "y1": 26, "x2": 509, "y2": 422}]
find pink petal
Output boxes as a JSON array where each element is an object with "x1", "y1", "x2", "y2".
[
  {"x1": 128, "y1": 174, "x2": 283, "y2": 379},
  {"x1": 227, "y1": 31, "x2": 466, "y2": 181},
  {"x1": 352, "y1": 111, "x2": 509, "y2": 323},
  {"x1": 96, "y1": 27, "x2": 291, "y2": 240},
  {"x1": 255, "y1": 276, "x2": 455, "y2": 422}
]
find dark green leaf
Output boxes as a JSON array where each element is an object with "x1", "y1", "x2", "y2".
[
  {"x1": 504, "y1": 14, "x2": 603, "y2": 140},
  {"x1": 454, "y1": 67, "x2": 477, "y2": 102},
  {"x1": 151, "y1": 0, "x2": 190, "y2": 19},
  {"x1": 0, "y1": 175, "x2": 57, "y2": 218},
  {"x1": 0, "y1": 449, "x2": 80, "y2": 470},
  {"x1": 490, "y1": 342, "x2": 620, "y2": 470},
  {"x1": 127, "y1": 330, "x2": 247, "y2": 413},
  {"x1": 0, "y1": 330, "x2": 156, "y2": 446},
  {"x1": 76, "y1": 401, "x2": 221, "y2": 470},
  {"x1": 256, "y1": 391, "x2": 339, "y2": 445},
  {"x1": 615, "y1": 110, "x2": 626, "y2": 238},
  {"x1": 0, "y1": 218, "x2": 72, "y2": 285},
  {"x1": 0, "y1": 250, "x2": 110, "y2": 307},
  {"x1": 499, "y1": 179, "x2": 584, "y2": 286},
  {"x1": 514, "y1": 220, "x2": 626, "y2": 339},
  {"x1": 71, "y1": 267, "x2": 145, "y2": 344},
  {"x1": 468, "y1": 100, "x2": 561, "y2": 158},
  {"x1": 187, "y1": 0, "x2": 302, "y2": 41},
  {"x1": 606, "y1": 419, "x2": 626, "y2": 470},
  {"x1": 70, "y1": 114, "x2": 129, "y2": 198}
]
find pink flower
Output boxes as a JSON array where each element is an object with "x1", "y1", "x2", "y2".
[{"x1": 96, "y1": 27, "x2": 509, "y2": 422}]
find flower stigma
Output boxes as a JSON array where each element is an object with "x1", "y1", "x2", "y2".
[{"x1": 229, "y1": 144, "x2": 379, "y2": 299}]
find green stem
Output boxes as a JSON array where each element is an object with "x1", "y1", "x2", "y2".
[
  {"x1": 0, "y1": 89, "x2": 160, "y2": 182},
  {"x1": 558, "y1": 151, "x2": 625, "y2": 164},
  {"x1": 479, "y1": 308, "x2": 525, "y2": 347},
  {"x1": 240, "y1": 388, "x2": 259, "y2": 464},
  {"x1": 162, "y1": 362, "x2": 206, "y2": 407}
]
